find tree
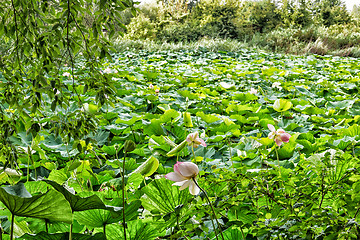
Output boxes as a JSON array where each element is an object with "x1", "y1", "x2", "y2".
[
  {"x1": 351, "y1": 4, "x2": 360, "y2": 20},
  {"x1": 0, "y1": 0, "x2": 135, "y2": 170},
  {"x1": 311, "y1": 0, "x2": 351, "y2": 26},
  {"x1": 238, "y1": 0, "x2": 281, "y2": 33}
]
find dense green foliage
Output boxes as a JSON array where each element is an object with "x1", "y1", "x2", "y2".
[
  {"x1": 1, "y1": 48, "x2": 360, "y2": 239},
  {"x1": 122, "y1": 0, "x2": 360, "y2": 56},
  {"x1": 2, "y1": 0, "x2": 360, "y2": 239},
  {"x1": 126, "y1": 0, "x2": 354, "y2": 40}
]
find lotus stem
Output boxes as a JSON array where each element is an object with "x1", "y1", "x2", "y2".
[
  {"x1": 69, "y1": 224, "x2": 72, "y2": 240},
  {"x1": 122, "y1": 153, "x2": 127, "y2": 240},
  {"x1": 191, "y1": 146, "x2": 196, "y2": 162},
  {"x1": 115, "y1": 144, "x2": 127, "y2": 240},
  {"x1": 275, "y1": 146, "x2": 281, "y2": 176},
  {"x1": 193, "y1": 179, "x2": 225, "y2": 240},
  {"x1": 177, "y1": 215, "x2": 191, "y2": 240},
  {"x1": 10, "y1": 214, "x2": 14, "y2": 240}
]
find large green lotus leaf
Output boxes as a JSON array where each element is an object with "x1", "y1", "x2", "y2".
[
  {"x1": 130, "y1": 156, "x2": 159, "y2": 177},
  {"x1": 232, "y1": 92, "x2": 258, "y2": 102},
  {"x1": 166, "y1": 140, "x2": 187, "y2": 157},
  {"x1": 105, "y1": 220, "x2": 162, "y2": 240},
  {"x1": 104, "y1": 124, "x2": 126, "y2": 135},
  {"x1": 83, "y1": 103, "x2": 98, "y2": 115},
  {"x1": 277, "y1": 133, "x2": 299, "y2": 159},
  {"x1": 296, "y1": 139, "x2": 317, "y2": 154},
  {"x1": 332, "y1": 136, "x2": 354, "y2": 150},
  {"x1": 177, "y1": 90, "x2": 198, "y2": 99},
  {"x1": 25, "y1": 218, "x2": 84, "y2": 235},
  {"x1": 19, "y1": 232, "x2": 105, "y2": 240},
  {"x1": 297, "y1": 132, "x2": 315, "y2": 142},
  {"x1": 143, "y1": 119, "x2": 165, "y2": 136},
  {"x1": 93, "y1": 130, "x2": 110, "y2": 146},
  {"x1": 210, "y1": 226, "x2": 246, "y2": 240},
  {"x1": 141, "y1": 178, "x2": 192, "y2": 214},
  {"x1": 327, "y1": 100, "x2": 354, "y2": 110},
  {"x1": 345, "y1": 124, "x2": 360, "y2": 138},
  {"x1": 228, "y1": 206, "x2": 257, "y2": 224},
  {"x1": 101, "y1": 145, "x2": 118, "y2": 155},
  {"x1": 44, "y1": 180, "x2": 107, "y2": 212},
  {"x1": 8, "y1": 132, "x2": 32, "y2": 147},
  {"x1": 273, "y1": 99, "x2": 292, "y2": 112},
  {"x1": 74, "y1": 200, "x2": 141, "y2": 228},
  {"x1": 259, "y1": 119, "x2": 276, "y2": 129},
  {"x1": 225, "y1": 104, "x2": 254, "y2": 113},
  {"x1": 40, "y1": 135, "x2": 67, "y2": 152},
  {"x1": 349, "y1": 102, "x2": 360, "y2": 116},
  {"x1": 211, "y1": 122, "x2": 239, "y2": 133},
  {"x1": 196, "y1": 111, "x2": 221, "y2": 124},
  {"x1": 159, "y1": 109, "x2": 181, "y2": 123},
  {"x1": 2, "y1": 219, "x2": 32, "y2": 238},
  {"x1": 115, "y1": 113, "x2": 142, "y2": 125},
  {"x1": 47, "y1": 169, "x2": 69, "y2": 185},
  {"x1": 24, "y1": 181, "x2": 48, "y2": 194},
  {"x1": 293, "y1": 104, "x2": 324, "y2": 115},
  {"x1": 0, "y1": 183, "x2": 72, "y2": 224}
]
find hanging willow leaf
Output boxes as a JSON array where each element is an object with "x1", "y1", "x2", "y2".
[
  {"x1": 43, "y1": 180, "x2": 107, "y2": 212},
  {"x1": 0, "y1": 183, "x2": 72, "y2": 224}
]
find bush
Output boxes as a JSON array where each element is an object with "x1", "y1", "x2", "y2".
[
  {"x1": 124, "y1": 0, "x2": 241, "y2": 42},
  {"x1": 189, "y1": 0, "x2": 240, "y2": 39},
  {"x1": 125, "y1": 14, "x2": 157, "y2": 40}
]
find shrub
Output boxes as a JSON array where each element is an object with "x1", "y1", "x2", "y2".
[{"x1": 124, "y1": 14, "x2": 157, "y2": 40}]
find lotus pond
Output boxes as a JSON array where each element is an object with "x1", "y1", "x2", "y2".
[{"x1": 2, "y1": 49, "x2": 360, "y2": 239}]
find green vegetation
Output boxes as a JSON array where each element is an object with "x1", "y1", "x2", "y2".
[
  {"x1": 2, "y1": 47, "x2": 360, "y2": 239},
  {"x1": 2, "y1": 0, "x2": 360, "y2": 239},
  {"x1": 120, "y1": 0, "x2": 360, "y2": 56}
]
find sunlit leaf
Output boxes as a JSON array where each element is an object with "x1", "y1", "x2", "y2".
[{"x1": 0, "y1": 183, "x2": 72, "y2": 224}]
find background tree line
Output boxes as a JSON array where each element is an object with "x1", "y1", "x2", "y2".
[
  {"x1": 123, "y1": 0, "x2": 357, "y2": 41},
  {"x1": 110, "y1": 0, "x2": 360, "y2": 57}
]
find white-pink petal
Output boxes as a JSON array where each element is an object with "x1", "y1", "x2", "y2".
[
  {"x1": 165, "y1": 172, "x2": 187, "y2": 182},
  {"x1": 275, "y1": 138, "x2": 283, "y2": 146},
  {"x1": 268, "y1": 124, "x2": 275, "y2": 132},
  {"x1": 280, "y1": 133, "x2": 291, "y2": 143},
  {"x1": 189, "y1": 180, "x2": 200, "y2": 195},
  {"x1": 268, "y1": 132, "x2": 275, "y2": 139},
  {"x1": 178, "y1": 180, "x2": 191, "y2": 190},
  {"x1": 177, "y1": 162, "x2": 199, "y2": 178},
  {"x1": 173, "y1": 162, "x2": 183, "y2": 175},
  {"x1": 199, "y1": 138, "x2": 207, "y2": 147}
]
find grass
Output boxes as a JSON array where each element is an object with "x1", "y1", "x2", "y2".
[
  {"x1": 112, "y1": 24, "x2": 360, "y2": 57},
  {"x1": 112, "y1": 37, "x2": 255, "y2": 53}
]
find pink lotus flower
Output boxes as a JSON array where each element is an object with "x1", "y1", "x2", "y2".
[
  {"x1": 268, "y1": 124, "x2": 291, "y2": 146},
  {"x1": 165, "y1": 162, "x2": 200, "y2": 195},
  {"x1": 155, "y1": 89, "x2": 159, "y2": 93},
  {"x1": 186, "y1": 132, "x2": 206, "y2": 148}
]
